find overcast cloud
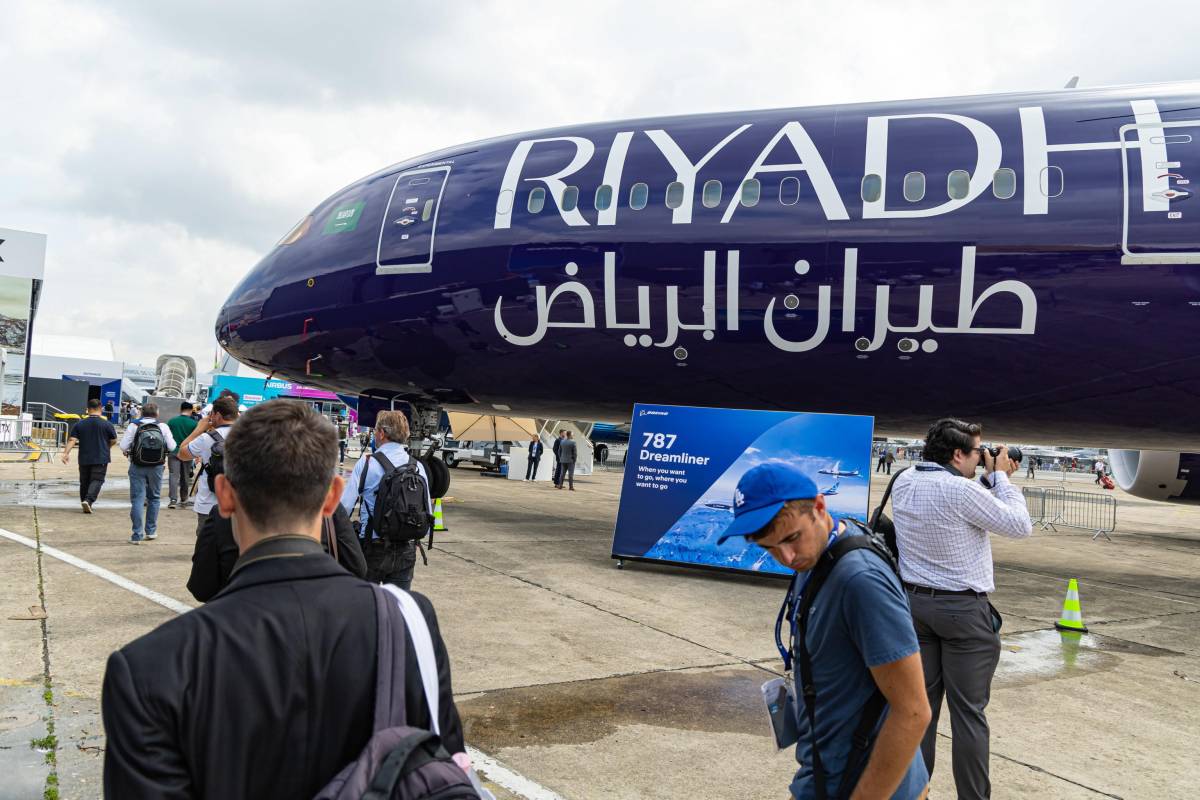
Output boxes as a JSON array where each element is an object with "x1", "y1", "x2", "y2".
[{"x1": 2, "y1": 0, "x2": 1196, "y2": 368}]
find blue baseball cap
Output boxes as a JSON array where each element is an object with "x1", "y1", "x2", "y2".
[{"x1": 717, "y1": 463, "x2": 819, "y2": 545}]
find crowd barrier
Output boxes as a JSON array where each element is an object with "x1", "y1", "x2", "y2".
[{"x1": 1023, "y1": 486, "x2": 1117, "y2": 542}]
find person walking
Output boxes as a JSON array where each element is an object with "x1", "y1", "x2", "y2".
[
  {"x1": 340, "y1": 410, "x2": 432, "y2": 591},
  {"x1": 526, "y1": 435, "x2": 544, "y2": 480},
  {"x1": 891, "y1": 418, "x2": 1033, "y2": 800},
  {"x1": 337, "y1": 416, "x2": 349, "y2": 464},
  {"x1": 61, "y1": 399, "x2": 118, "y2": 513},
  {"x1": 1026, "y1": 455, "x2": 1036, "y2": 480},
  {"x1": 885, "y1": 450, "x2": 896, "y2": 475},
  {"x1": 119, "y1": 403, "x2": 175, "y2": 544},
  {"x1": 166, "y1": 401, "x2": 198, "y2": 509},
  {"x1": 177, "y1": 396, "x2": 240, "y2": 536},
  {"x1": 717, "y1": 463, "x2": 931, "y2": 799},
  {"x1": 876, "y1": 449, "x2": 887, "y2": 473},
  {"x1": 557, "y1": 430, "x2": 577, "y2": 490},
  {"x1": 1094, "y1": 458, "x2": 1106, "y2": 484}
]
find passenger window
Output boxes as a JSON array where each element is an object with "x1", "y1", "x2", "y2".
[
  {"x1": 701, "y1": 180, "x2": 723, "y2": 209},
  {"x1": 1039, "y1": 166, "x2": 1063, "y2": 198},
  {"x1": 992, "y1": 168, "x2": 1016, "y2": 200},
  {"x1": 861, "y1": 174, "x2": 882, "y2": 203},
  {"x1": 527, "y1": 187, "x2": 546, "y2": 214},
  {"x1": 421, "y1": 199, "x2": 435, "y2": 222},
  {"x1": 740, "y1": 178, "x2": 761, "y2": 207},
  {"x1": 496, "y1": 189, "x2": 514, "y2": 215},
  {"x1": 629, "y1": 182, "x2": 649, "y2": 210},
  {"x1": 947, "y1": 170, "x2": 970, "y2": 200},
  {"x1": 561, "y1": 186, "x2": 579, "y2": 212},
  {"x1": 665, "y1": 181, "x2": 685, "y2": 209},
  {"x1": 595, "y1": 184, "x2": 613, "y2": 211},
  {"x1": 903, "y1": 171, "x2": 925, "y2": 203},
  {"x1": 779, "y1": 176, "x2": 801, "y2": 205}
]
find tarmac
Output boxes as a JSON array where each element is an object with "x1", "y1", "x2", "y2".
[{"x1": 0, "y1": 456, "x2": 1198, "y2": 799}]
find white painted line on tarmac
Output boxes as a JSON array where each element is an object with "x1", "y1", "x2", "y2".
[
  {"x1": 0, "y1": 527, "x2": 566, "y2": 800},
  {"x1": 0, "y1": 528, "x2": 194, "y2": 614},
  {"x1": 467, "y1": 746, "x2": 567, "y2": 800}
]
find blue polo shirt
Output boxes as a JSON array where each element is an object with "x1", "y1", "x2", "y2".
[{"x1": 789, "y1": 535, "x2": 927, "y2": 799}]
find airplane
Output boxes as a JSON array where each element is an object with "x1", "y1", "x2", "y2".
[
  {"x1": 822, "y1": 479, "x2": 841, "y2": 497},
  {"x1": 217, "y1": 80, "x2": 1200, "y2": 505},
  {"x1": 818, "y1": 461, "x2": 861, "y2": 478}
]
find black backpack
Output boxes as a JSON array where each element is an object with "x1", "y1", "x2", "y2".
[
  {"x1": 360, "y1": 453, "x2": 433, "y2": 546},
  {"x1": 866, "y1": 467, "x2": 908, "y2": 560},
  {"x1": 203, "y1": 430, "x2": 226, "y2": 492},
  {"x1": 794, "y1": 521, "x2": 900, "y2": 800},
  {"x1": 130, "y1": 422, "x2": 168, "y2": 466}
]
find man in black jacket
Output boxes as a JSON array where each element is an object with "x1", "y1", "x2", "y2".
[{"x1": 102, "y1": 399, "x2": 466, "y2": 799}]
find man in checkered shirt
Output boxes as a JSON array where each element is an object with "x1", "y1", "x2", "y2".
[{"x1": 891, "y1": 418, "x2": 1032, "y2": 800}]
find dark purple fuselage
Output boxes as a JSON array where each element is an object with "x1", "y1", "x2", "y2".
[{"x1": 218, "y1": 82, "x2": 1200, "y2": 450}]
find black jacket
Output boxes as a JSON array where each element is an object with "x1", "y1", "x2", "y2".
[
  {"x1": 187, "y1": 506, "x2": 366, "y2": 602},
  {"x1": 103, "y1": 536, "x2": 464, "y2": 799}
]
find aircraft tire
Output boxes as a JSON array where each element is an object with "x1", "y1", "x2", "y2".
[{"x1": 424, "y1": 455, "x2": 451, "y2": 499}]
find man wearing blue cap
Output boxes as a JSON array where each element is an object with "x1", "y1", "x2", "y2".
[{"x1": 720, "y1": 462, "x2": 931, "y2": 800}]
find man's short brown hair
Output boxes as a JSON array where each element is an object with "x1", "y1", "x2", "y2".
[
  {"x1": 212, "y1": 396, "x2": 240, "y2": 420},
  {"x1": 223, "y1": 400, "x2": 337, "y2": 533},
  {"x1": 375, "y1": 410, "x2": 410, "y2": 443}
]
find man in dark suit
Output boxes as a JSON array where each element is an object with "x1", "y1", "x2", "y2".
[
  {"x1": 526, "y1": 435, "x2": 544, "y2": 480},
  {"x1": 551, "y1": 429, "x2": 566, "y2": 486},
  {"x1": 102, "y1": 400, "x2": 467, "y2": 799},
  {"x1": 558, "y1": 431, "x2": 578, "y2": 491}
]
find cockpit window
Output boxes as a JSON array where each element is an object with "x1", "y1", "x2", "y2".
[{"x1": 278, "y1": 215, "x2": 313, "y2": 246}]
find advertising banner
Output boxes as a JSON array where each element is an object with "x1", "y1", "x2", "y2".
[{"x1": 611, "y1": 404, "x2": 874, "y2": 576}]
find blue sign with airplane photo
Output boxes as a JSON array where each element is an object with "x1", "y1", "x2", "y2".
[{"x1": 611, "y1": 404, "x2": 874, "y2": 576}]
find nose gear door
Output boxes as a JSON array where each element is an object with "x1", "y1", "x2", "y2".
[
  {"x1": 376, "y1": 166, "x2": 450, "y2": 274},
  {"x1": 1121, "y1": 120, "x2": 1200, "y2": 264}
]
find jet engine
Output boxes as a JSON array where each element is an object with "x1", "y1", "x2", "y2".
[{"x1": 1108, "y1": 450, "x2": 1200, "y2": 504}]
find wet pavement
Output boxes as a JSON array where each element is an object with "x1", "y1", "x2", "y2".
[{"x1": 0, "y1": 458, "x2": 1198, "y2": 798}]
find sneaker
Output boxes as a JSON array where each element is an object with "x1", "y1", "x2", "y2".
[
  {"x1": 81, "y1": 501, "x2": 92, "y2": 514},
  {"x1": 167, "y1": 501, "x2": 177, "y2": 509},
  {"x1": 128, "y1": 536, "x2": 142, "y2": 545},
  {"x1": 146, "y1": 533, "x2": 157, "y2": 540}
]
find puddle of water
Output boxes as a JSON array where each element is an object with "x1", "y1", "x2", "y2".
[
  {"x1": 459, "y1": 668, "x2": 767, "y2": 751},
  {"x1": 995, "y1": 629, "x2": 1171, "y2": 689},
  {"x1": 0, "y1": 477, "x2": 135, "y2": 510}
]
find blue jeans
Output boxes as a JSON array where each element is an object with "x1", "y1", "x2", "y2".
[{"x1": 129, "y1": 463, "x2": 164, "y2": 539}]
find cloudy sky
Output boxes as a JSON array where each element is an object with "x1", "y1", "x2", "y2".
[{"x1": 1, "y1": 0, "x2": 1194, "y2": 369}]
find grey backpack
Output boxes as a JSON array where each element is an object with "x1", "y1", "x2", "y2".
[{"x1": 314, "y1": 585, "x2": 483, "y2": 800}]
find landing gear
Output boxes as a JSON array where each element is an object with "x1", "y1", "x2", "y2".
[{"x1": 616, "y1": 558, "x2": 624, "y2": 570}]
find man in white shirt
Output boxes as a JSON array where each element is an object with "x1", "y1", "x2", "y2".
[
  {"x1": 1094, "y1": 458, "x2": 1106, "y2": 484},
  {"x1": 178, "y1": 396, "x2": 240, "y2": 536},
  {"x1": 340, "y1": 410, "x2": 432, "y2": 590},
  {"x1": 119, "y1": 403, "x2": 176, "y2": 544},
  {"x1": 891, "y1": 418, "x2": 1032, "y2": 800}
]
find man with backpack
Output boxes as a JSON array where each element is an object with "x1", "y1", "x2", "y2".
[
  {"x1": 719, "y1": 463, "x2": 931, "y2": 800},
  {"x1": 177, "y1": 396, "x2": 239, "y2": 535},
  {"x1": 102, "y1": 400, "x2": 475, "y2": 799},
  {"x1": 118, "y1": 403, "x2": 176, "y2": 544},
  {"x1": 340, "y1": 409, "x2": 433, "y2": 591}
]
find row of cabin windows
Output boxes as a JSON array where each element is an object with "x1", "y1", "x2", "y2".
[{"x1": 515, "y1": 167, "x2": 1048, "y2": 215}]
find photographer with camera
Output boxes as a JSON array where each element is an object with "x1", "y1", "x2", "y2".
[{"x1": 890, "y1": 419, "x2": 1032, "y2": 800}]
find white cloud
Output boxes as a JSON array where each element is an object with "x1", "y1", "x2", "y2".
[{"x1": 2, "y1": 0, "x2": 1198, "y2": 367}]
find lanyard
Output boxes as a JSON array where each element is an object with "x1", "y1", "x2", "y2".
[{"x1": 773, "y1": 522, "x2": 840, "y2": 672}]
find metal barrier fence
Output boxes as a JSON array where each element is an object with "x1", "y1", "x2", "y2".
[
  {"x1": 30, "y1": 420, "x2": 69, "y2": 450},
  {"x1": 1023, "y1": 486, "x2": 1117, "y2": 541}
]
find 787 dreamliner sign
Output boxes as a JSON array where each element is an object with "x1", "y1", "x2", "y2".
[{"x1": 611, "y1": 404, "x2": 874, "y2": 576}]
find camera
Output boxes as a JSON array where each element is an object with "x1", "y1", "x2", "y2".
[{"x1": 980, "y1": 445, "x2": 1022, "y2": 463}]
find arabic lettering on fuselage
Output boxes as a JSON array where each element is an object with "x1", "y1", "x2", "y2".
[
  {"x1": 492, "y1": 246, "x2": 1036, "y2": 355},
  {"x1": 492, "y1": 98, "x2": 1171, "y2": 229}
]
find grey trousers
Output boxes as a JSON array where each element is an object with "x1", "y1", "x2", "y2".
[
  {"x1": 908, "y1": 591, "x2": 1001, "y2": 800},
  {"x1": 168, "y1": 455, "x2": 194, "y2": 504}
]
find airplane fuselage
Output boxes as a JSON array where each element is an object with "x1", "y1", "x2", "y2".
[{"x1": 218, "y1": 82, "x2": 1200, "y2": 450}]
